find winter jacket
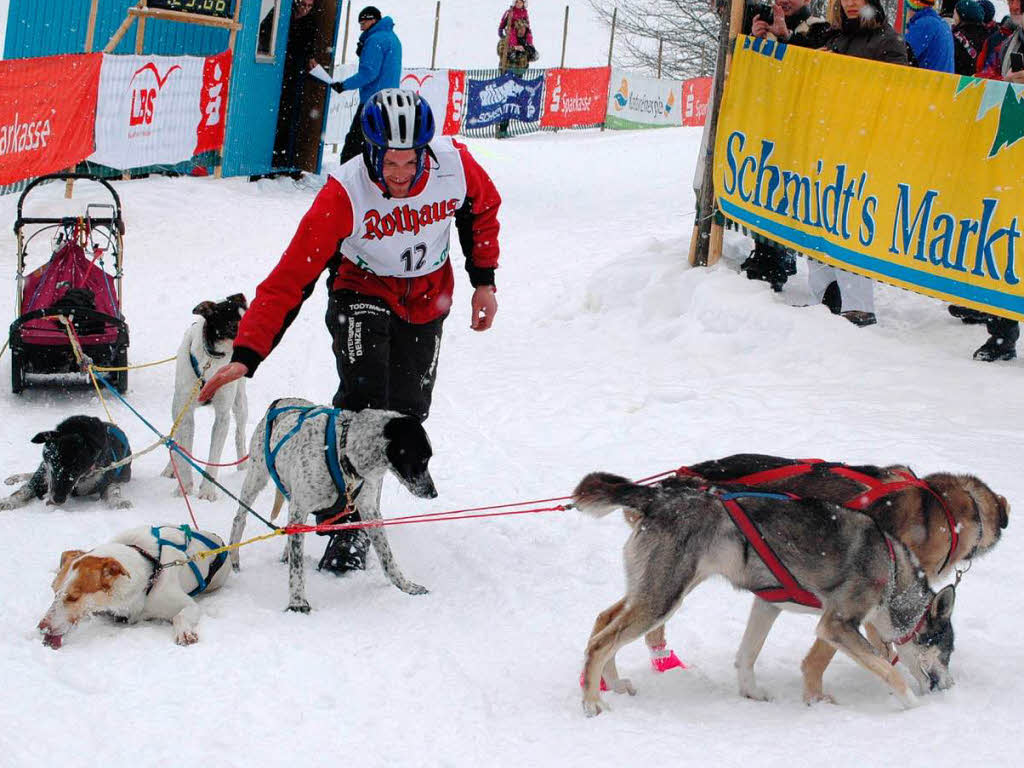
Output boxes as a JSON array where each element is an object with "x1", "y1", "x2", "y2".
[
  {"x1": 976, "y1": 19, "x2": 1016, "y2": 76},
  {"x1": 778, "y1": 5, "x2": 833, "y2": 49},
  {"x1": 906, "y1": 7, "x2": 955, "y2": 72},
  {"x1": 825, "y1": 19, "x2": 909, "y2": 65},
  {"x1": 995, "y1": 26, "x2": 1024, "y2": 77},
  {"x1": 231, "y1": 139, "x2": 502, "y2": 376},
  {"x1": 342, "y1": 16, "x2": 402, "y2": 104},
  {"x1": 508, "y1": 21, "x2": 534, "y2": 49},
  {"x1": 498, "y1": 6, "x2": 530, "y2": 38},
  {"x1": 952, "y1": 20, "x2": 990, "y2": 75}
]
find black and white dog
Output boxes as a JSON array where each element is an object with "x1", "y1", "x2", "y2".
[
  {"x1": 229, "y1": 398, "x2": 437, "y2": 612},
  {"x1": 161, "y1": 294, "x2": 248, "y2": 501},
  {"x1": 1, "y1": 415, "x2": 132, "y2": 510}
]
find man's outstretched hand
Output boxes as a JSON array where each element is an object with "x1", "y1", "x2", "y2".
[
  {"x1": 471, "y1": 286, "x2": 498, "y2": 331},
  {"x1": 198, "y1": 362, "x2": 248, "y2": 403}
]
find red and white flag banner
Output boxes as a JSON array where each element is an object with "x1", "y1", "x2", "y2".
[
  {"x1": 400, "y1": 68, "x2": 466, "y2": 135},
  {"x1": 91, "y1": 51, "x2": 232, "y2": 170},
  {"x1": 0, "y1": 54, "x2": 103, "y2": 186},
  {"x1": 540, "y1": 67, "x2": 611, "y2": 129},
  {"x1": 682, "y1": 77, "x2": 712, "y2": 127}
]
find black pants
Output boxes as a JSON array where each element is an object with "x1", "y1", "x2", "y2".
[
  {"x1": 339, "y1": 104, "x2": 365, "y2": 166},
  {"x1": 986, "y1": 315, "x2": 1019, "y2": 343},
  {"x1": 326, "y1": 290, "x2": 445, "y2": 421}
]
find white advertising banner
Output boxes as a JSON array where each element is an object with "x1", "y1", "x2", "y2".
[
  {"x1": 91, "y1": 54, "x2": 208, "y2": 169},
  {"x1": 323, "y1": 62, "x2": 359, "y2": 146},
  {"x1": 605, "y1": 68, "x2": 683, "y2": 130}
]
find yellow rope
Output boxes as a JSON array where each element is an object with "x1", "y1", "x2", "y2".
[
  {"x1": 93, "y1": 355, "x2": 176, "y2": 372},
  {"x1": 169, "y1": 528, "x2": 287, "y2": 567}
]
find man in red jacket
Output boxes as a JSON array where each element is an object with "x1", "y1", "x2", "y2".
[{"x1": 199, "y1": 89, "x2": 501, "y2": 572}]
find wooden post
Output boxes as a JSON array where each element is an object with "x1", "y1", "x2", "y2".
[
  {"x1": 430, "y1": 1, "x2": 441, "y2": 69},
  {"x1": 216, "y1": 0, "x2": 246, "y2": 179},
  {"x1": 135, "y1": 0, "x2": 149, "y2": 54},
  {"x1": 560, "y1": 5, "x2": 569, "y2": 68},
  {"x1": 606, "y1": 6, "x2": 617, "y2": 67},
  {"x1": 341, "y1": 0, "x2": 352, "y2": 63},
  {"x1": 691, "y1": 0, "x2": 737, "y2": 268},
  {"x1": 657, "y1": 38, "x2": 663, "y2": 79},
  {"x1": 104, "y1": 1, "x2": 144, "y2": 53},
  {"x1": 85, "y1": 0, "x2": 100, "y2": 52}
]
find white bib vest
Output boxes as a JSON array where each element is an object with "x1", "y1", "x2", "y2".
[{"x1": 330, "y1": 138, "x2": 469, "y2": 277}]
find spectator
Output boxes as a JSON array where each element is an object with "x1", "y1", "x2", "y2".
[
  {"x1": 334, "y1": 6, "x2": 402, "y2": 165},
  {"x1": 498, "y1": 0, "x2": 531, "y2": 44},
  {"x1": 951, "y1": 0, "x2": 989, "y2": 75},
  {"x1": 906, "y1": 0, "x2": 956, "y2": 72},
  {"x1": 272, "y1": 0, "x2": 322, "y2": 171},
  {"x1": 977, "y1": 4, "x2": 1019, "y2": 77},
  {"x1": 199, "y1": 90, "x2": 503, "y2": 574},
  {"x1": 496, "y1": 13, "x2": 538, "y2": 139},
  {"x1": 741, "y1": 0, "x2": 832, "y2": 291},
  {"x1": 808, "y1": 0, "x2": 907, "y2": 327},
  {"x1": 978, "y1": 0, "x2": 997, "y2": 27}
]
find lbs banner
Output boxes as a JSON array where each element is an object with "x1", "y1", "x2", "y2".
[
  {"x1": 0, "y1": 54, "x2": 103, "y2": 185},
  {"x1": 715, "y1": 36, "x2": 1024, "y2": 321},
  {"x1": 464, "y1": 71, "x2": 544, "y2": 129},
  {"x1": 91, "y1": 51, "x2": 231, "y2": 170},
  {"x1": 605, "y1": 68, "x2": 683, "y2": 130},
  {"x1": 540, "y1": 67, "x2": 610, "y2": 128}
]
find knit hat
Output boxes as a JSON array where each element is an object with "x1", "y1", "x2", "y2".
[
  {"x1": 978, "y1": 0, "x2": 996, "y2": 22},
  {"x1": 956, "y1": 0, "x2": 985, "y2": 22},
  {"x1": 358, "y1": 6, "x2": 381, "y2": 21},
  {"x1": 906, "y1": 0, "x2": 936, "y2": 9}
]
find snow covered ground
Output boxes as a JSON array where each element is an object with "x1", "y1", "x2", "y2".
[{"x1": 1, "y1": 127, "x2": 1022, "y2": 766}]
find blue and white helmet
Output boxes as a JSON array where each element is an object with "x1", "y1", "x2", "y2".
[{"x1": 360, "y1": 88, "x2": 436, "y2": 186}]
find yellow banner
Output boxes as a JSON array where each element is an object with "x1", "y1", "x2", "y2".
[{"x1": 714, "y1": 36, "x2": 1024, "y2": 320}]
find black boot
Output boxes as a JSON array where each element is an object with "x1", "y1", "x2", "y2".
[
  {"x1": 742, "y1": 241, "x2": 792, "y2": 292},
  {"x1": 317, "y1": 511, "x2": 371, "y2": 575},
  {"x1": 821, "y1": 281, "x2": 841, "y2": 315},
  {"x1": 948, "y1": 305, "x2": 989, "y2": 324}
]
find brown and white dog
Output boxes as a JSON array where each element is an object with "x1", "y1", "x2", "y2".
[
  {"x1": 37, "y1": 525, "x2": 230, "y2": 648},
  {"x1": 637, "y1": 454, "x2": 1009, "y2": 703}
]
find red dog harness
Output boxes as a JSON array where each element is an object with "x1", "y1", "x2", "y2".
[{"x1": 678, "y1": 460, "x2": 960, "y2": 574}]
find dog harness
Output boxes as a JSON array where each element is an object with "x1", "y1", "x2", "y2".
[
  {"x1": 263, "y1": 401, "x2": 353, "y2": 505},
  {"x1": 712, "y1": 489, "x2": 823, "y2": 609},
  {"x1": 92, "y1": 424, "x2": 131, "y2": 494},
  {"x1": 132, "y1": 525, "x2": 227, "y2": 597},
  {"x1": 189, "y1": 352, "x2": 206, "y2": 387},
  {"x1": 679, "y1": 460, "x2": 960, "y2": 574}
]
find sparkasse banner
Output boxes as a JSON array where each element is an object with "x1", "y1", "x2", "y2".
[
  {"x1": 0, "y1": 54, "x2": 103, "y2": 186},
  {"x1": 605, "y1": 68, "x2": 682, "y2": 130},
  {"x1": 682, "y1": 76, "x2": 712, "y2": 127},
  {"x1": 91, "y1": 52, "x2": 231, "y2": 170},
  {"x1": 400, "y1": 69, "x2": 466, "y2": 135},
  {"x1": 715, "y1": 36, "x2": 1024, "y2": 321},
  {"x1": 540, "y1": 67, "x2": 610, "y2": 128}
]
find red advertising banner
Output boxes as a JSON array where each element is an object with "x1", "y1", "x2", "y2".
[
  {"x1": 195, "y1": 50, "x2": 233, "y2": 154},
  {"x1": 445, "y1": 69, "x2": 466, "y2": 136},
  {"x1": 0, "y1": 54, "x2": 103, "y2": 186},
  {"x1": 540, "y1": 67, "x2": 610, "y2": 128},
  {"x1": 682, "y1": 76, "x2": 712, "y2": 127}
]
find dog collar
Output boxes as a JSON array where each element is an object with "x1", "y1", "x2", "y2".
[
  {"x1": 128, "y1": 544, "x2": 162, "y2": 595},
  {"x1": 894, "y1": 603, "x2": 931, "y2": 647}
]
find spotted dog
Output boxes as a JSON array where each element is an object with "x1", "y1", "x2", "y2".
[
  {"x1": 574, "y1": 472, "x2": 957, "y2": 717},
  {"x1": 161, "y1": 294, "x2": 248, "y2": 501},
  {"x1": 229, "y1": 398, "x2": 437, "y2": 612},
  {"x1": 1, "y1": 415, "x2": 131, "y2": 510}
]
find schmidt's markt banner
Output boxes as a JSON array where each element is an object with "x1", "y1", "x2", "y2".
[{"x1": 715, "y1": 36, "x2": 1024, "y2": 321}]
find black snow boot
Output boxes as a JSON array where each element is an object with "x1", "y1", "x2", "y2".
[
  {"x1": 742, "y1": 241, "x2": 794, "y2": 292},
  {"x1": 821, "y1": 281, "x2": 842, "y2": 315},
  {"x1": 317, "y1": 511, "x2": 371, "y2": 575}
]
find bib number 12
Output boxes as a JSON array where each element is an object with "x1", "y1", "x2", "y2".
[{"x1": 400, "y1": 243, "x2": 428, "y2": 272}]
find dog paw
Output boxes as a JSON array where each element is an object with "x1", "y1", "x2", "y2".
[
  {"x1": 175, "y1": 630, "x2": 199, "y2": 646},
  {"x1": 611, "y1": 678, "x2": 637, "y2": 696},
  {"x1": 0, "y1": 500, "x2": 16, "y2": 511},
  {"x1": 197, "y1": 485, "x2": 219, "y2": 502},
  {"x1": 741, "y1": 685, "x2": 773, "y2": 702},
  {"x1": 286, "y1": 601, "x2": 311, "y2": 614},
  {"x1": 399, "y1": 582, "x2": 429, "y2": 596},
  {"x1": 111, "y1": 498, "x2": 133, "y2": 509},
  {"x1": 160, "y1": 464, "x2": 175, "y2": 478},
  {"x1": 582, "y1": 697, "x2": 608, "y2": 717},
  {"x1": 802, "y1": 690, "x2": 837, "y2": 706}
]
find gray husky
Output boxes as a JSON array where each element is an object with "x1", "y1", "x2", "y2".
[
  {"x1": 573, "y1": 472, "x2": 956, "y2": 716},
  {"x1": 229, "y1": 398, "x2": 437, "y2": 612}
]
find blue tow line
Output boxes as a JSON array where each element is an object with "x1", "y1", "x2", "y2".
[{"x1": 92, "y1": 372, "x2": 279, "y2": 531}]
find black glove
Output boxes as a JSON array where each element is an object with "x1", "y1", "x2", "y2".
[{"x1": 331, "y1": 81, "x2": 345, "y2": 93}]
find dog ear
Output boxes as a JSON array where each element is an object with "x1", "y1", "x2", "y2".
[
  {"x1": 31, "y1": 430, "x2": 59, "y2": 445},
  {"x1": 192, "y1": 301, "x2": 216, "y2": 318},
  {"x1": 59, "y1": 550, "x2": 86, "y2": 569},
  {"x1": 52, "y1": 550, "x2": 85, "y2": 591},
  {"x1": 997, "y1": 494, "x2": 1010, "y2": 530},
  {"x1": 101, "y1": 558, "x2": 129, "y2": 586},
  {"x1": 226, "y1": 293, "x2": 248, "y2": 309},
  {"x1": 931, "y1": 584, "x2": 956, "y2": 621}
]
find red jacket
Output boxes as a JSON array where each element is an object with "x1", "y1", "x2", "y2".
[{"x1": 232, "y1": 140, "x2": 501, "y2": 376}]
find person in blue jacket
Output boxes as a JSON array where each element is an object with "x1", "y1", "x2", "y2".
[
  {"x1": 905, "y1": 0, "x2": 955, "y2": 72},
  {"x1": 333, "y1": 7, "x2": 403, "y2": 163}
]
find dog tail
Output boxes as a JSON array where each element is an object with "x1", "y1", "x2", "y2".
[
  {"x1": 573, "y1": 472, "x2": 658, "y2": 519},
  {"x1": 270, "y1": 489, "x2": 285, "y2": 522}
]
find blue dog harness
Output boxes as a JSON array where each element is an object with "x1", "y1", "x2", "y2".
[
  {"x1": 144, "y1": 524, "x2": 227, "y2": 597},
  {"x1": 263, "y1": 401, "x2": 350, "y2": 504},
  {"x1": 189, "y1": 352, "x2": 206, "y2": 387},
  {"x1": 92, "y1": 424, "x2": 131, "y2": 495}
]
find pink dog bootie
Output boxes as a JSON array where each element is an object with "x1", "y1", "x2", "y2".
[
  {"x1": 649, "y1": 643, "x2": 687, "y2": 672},
  {"x1": 578, "y1": 672, "x2": 609, "y2": 691}
]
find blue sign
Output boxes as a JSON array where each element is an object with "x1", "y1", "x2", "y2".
[{"x1": 464, "y1": 72, "x2": 545, "y2": 129}]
